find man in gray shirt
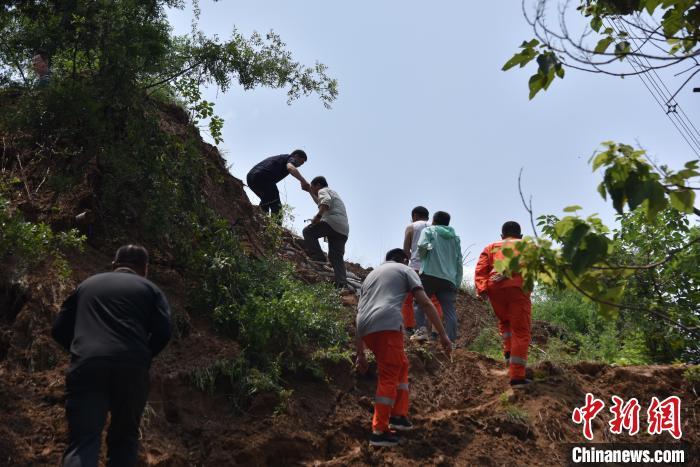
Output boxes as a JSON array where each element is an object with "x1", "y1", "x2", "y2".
[
  {"x1": 303, "y1": 176, "x2": 349, "y2": 288},
  {"x1": 355, "y1": 249, "x2": 451, "y2": 447}
]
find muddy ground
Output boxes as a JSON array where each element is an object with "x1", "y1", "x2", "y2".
[{"x1": 1, "y1": 264, "x2": 697, "y2": 466}]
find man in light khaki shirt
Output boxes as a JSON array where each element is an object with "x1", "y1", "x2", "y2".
[{"x1": 303, "y1": 176, "x2": 349, "y2": 288}]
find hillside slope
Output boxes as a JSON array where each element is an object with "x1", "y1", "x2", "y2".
[{"x1": 0, "y1": 98, "x2": 696, "y2": 466}]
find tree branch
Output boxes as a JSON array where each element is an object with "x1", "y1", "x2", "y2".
[
  {"x1": 518, "y1": 168, "x2": 539, "y2": 239},
  {"x1": 590, "y1": 236, "x2": 700, "y2": 271}
]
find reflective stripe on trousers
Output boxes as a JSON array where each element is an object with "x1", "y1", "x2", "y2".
[{"x1": 375, "y1": 396, "x2": 395, "y2": 406}]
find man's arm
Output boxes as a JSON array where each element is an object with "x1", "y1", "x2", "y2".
[
  {"x1": 417, "y1": 228, "x2": 431, "y2": 259},
  {"x1": 148, "y1": 290, "x2": 172, "y2": 358},
  {"x1": 286, "y1": 162, "x2": 310, "y2": 191},
  {"x1": 403, "y1": 225, "x2": 413, "y2": 259},
  {"x1": 355, "y1": 333, "x2": 368, "y2": 373},
  {"x1": 474, "y1": 245, "x2": 491, "y2": 299},
  {"x1": 312, "y1": 204, "x2": 330, "y2": 224},
  {"x1": 414, "y1": 289, "x2": 451, "y2": 353},
  {"x1": 52, "y1": 290, "x2": 78, "y2": 351}
]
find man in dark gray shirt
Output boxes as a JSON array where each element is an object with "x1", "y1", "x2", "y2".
[
  {"x1": 52, "y1": 245, "x2": 171, "y2": 467},
  {"x1": 355, "y1": 249, "x2": 451, "y2": 447}
]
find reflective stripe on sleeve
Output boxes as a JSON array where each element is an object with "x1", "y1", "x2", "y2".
[{"x1": 397, "y1": 383, "x2": 410, "y2": 391}]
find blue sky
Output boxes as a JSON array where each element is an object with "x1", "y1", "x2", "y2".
[{"x1": 168, "y1": 1, "x2": 699, "y2": 269}]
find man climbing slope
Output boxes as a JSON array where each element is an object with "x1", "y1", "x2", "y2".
[
  {"x1": 302, "y1": 176, "x2": 349, "y2": 289},
  {"x1": 401, "y1": 206, "x2": 442, "y2": 336},
  {"x1": 474, "y1": 221, "x2": 532, "y2": 387},
  {"x1": 52, "y1": 245, "x2": 172, "y2": 467},
  {"x1": 356, "y1": 248, "x2": 451, "y2": 447},
  {"x1": 246, "y1": 149, "x2": 309, "y2": 216},
  {"x1": 412, "y1": 211, "x2": 463, "y2": 344}
]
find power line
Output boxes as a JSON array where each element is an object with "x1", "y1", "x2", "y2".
[
  {"x1": 607, "y1": 18, "x2": 700, "y2": 157},
  {"x1": 614, "y1": 18, "x2": 700, "y2": 153},
  {"x1": 630, "y1": 15, "x2": 700, "y2": 143},
  {"x1": 617, "y1": 18, "x2": 700, "y2": 149}
]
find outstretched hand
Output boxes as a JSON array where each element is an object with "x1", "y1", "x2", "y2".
[
  {"x1": 439, "y1": 334, "x2": 452, "y2": 356},
  {"x1": 355, "y1": 352, "x2": 368, "y2": 374},
  {"x1": 491, "y1": 273, "x2": 506, "y2": 283}
]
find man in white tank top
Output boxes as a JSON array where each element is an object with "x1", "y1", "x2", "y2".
[{"x1": 402, "y1": 206, "x2": 442, "y2": 337}]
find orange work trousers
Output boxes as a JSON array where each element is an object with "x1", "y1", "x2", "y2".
[
  {"x1": 401, "y1": 292, "x2": 443, "y2": 329},
  {"x1": 362, "y1": 330, "x2": 409, "y2": 433},
  {"x1": 487, "y1": 287, "x2": 531, "y2": 381}
]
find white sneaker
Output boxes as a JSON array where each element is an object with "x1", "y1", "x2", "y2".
[{"x1": 410, "y1": 327, "x2": 429, "y2": 342}]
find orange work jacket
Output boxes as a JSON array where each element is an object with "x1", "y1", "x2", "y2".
[{"x1": 474, "y1": 238, "x2": 524, "y2": 295}]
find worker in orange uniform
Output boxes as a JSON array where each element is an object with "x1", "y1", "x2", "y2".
[
  {"x1": 401, "y1": 206, "x2": 442, "y2": 336},
  {"x1": 474, "y1": 221, "x2": 531, "y2": 387},
  {"x1": 356, "y1": 248, "x2": 451, "y2": 447}
]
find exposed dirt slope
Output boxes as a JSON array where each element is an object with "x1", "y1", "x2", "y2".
[{"x1": 2, "y1": 289, "x2": 697, "y2": 466}]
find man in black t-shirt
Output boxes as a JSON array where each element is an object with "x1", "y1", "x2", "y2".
[
  {"x1": 246, "y1": 149, "x2": 309, "y2": 215},
  {"x1": 52, "y1": 245, "x2": 171, "y2": 467}
]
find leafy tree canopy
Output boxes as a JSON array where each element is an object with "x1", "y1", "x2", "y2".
[{"x1": 0, "y1": 0, "x2": 338, "y2": 142}]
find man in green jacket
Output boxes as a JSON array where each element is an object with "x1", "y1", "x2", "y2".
[{"x1": 411, "y1": 211, "x2": 463, "y2": 344}]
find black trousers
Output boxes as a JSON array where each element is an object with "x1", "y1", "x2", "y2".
[
  {"x1": 246, "y1": 172, "x2": 282, "y2": 215},
  {"x1": 302, "y1": 221, "x2": 348, "y2": 287},
  {"x1": 62, "y1": 360, "x2": 150, "y2": 467}
]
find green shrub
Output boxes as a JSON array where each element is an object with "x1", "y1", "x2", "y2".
[
  {"x1": 0, "y1": 196, "x2": 84, "y2": 279},
  {"x1": 683, "y1": 366, "x2": 700, "y2": 384},
  {"x1": 533, "y1": 289, "x2": 652, "y2": 365},
  {"x1": 469, "y1": 326, "x2": 503, "y2": 360},
  {"x1": 189, "y1": 215, "x2": 348, "y2": 401}
]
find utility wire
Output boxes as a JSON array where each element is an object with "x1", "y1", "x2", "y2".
[
  {"x1": 606, "y1": 18, "x2": 700, "y2": 157},
  {"x1": 629, "y1": 15, "x2": 700, "y2": 143},
  {"x1": 616, "y1": 18, "x2": 700, "y2": 150},
  {"x1": 616, "y1": 18, "x2": 700, "y2": 151}
]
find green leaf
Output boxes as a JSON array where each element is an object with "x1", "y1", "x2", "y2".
[
  {"x1": 562, "y1": 222, "x2": 590, "y2": 262},
  {"x1": 563, "y1": 205, "x2": 583, "y2": 212},
  {"x1": 502, "y1": 49, "x2": 537, "y2": 71},
  {"x1": 594, "y1": 36, "x2": 614, "y2": 53},
  {"x1": 528, "y1": 72, "x2": 546, "y2": 99},
  {"x1": 614, "y1": 41, "x2": 631, "y2": 60},
  {"x1": 590, "y1": 15, "x2": 603, "y2": 32},
  {"x1": 643, "y1": 0, "x2": 662, "y2": 15},
  {"x1": 582, "y1": 234, "x2": 608, "y2": 265},
  {"x1": 591, "y1": 152, "x2": 612, "y2": 171},
  {"x1": 624, "y1": 173, "x2": 646, "y2": 211},
  {"x1": 610, "y1": 187, "x2": 626, "y2": 214},
  {"x1": 644, "y1": 182, "x2": 668, "y2": 218},
  {"x1": 669, "y1": 190, "x2": 696, "y2": 213},
  {"x1": 537, "y1": 53, "x2": 556, "y2": 75}
]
